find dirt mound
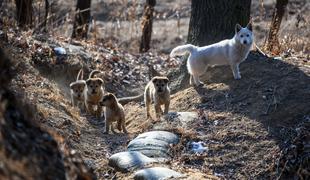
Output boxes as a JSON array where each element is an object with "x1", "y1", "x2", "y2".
[
  {"x1": 110, "y1": 52, "x2": 310, "y2": 179},
  {"x1": 0, "y1": 49, "x2": 95, "y2": 180}
]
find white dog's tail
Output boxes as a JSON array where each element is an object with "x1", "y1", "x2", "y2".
[{"x1": 170, "y1": 44, "x2": 197, "y2": 58}]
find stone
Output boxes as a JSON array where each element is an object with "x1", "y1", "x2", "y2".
[
  {"x1": 164, "y1": 112, "x2": 198, "y2": 127},
  {"x1": 152, "y1": 112, "x2": 198, "y2": 130},
  {"x1": 134, "y1": 167, "x2": 184, "y2": 180},
  {"x1": 108, "y1": 151, "x2": 157, "y2": 172},
  {"x1": 62, "y1": 43, "x2": 92, "y2": 62},
  {"x1": 133, "y1": 131, "x2": 179, "y2": 144},
  {"x1": 127, "y1": 131, "x2": 179, "y2": 158}
]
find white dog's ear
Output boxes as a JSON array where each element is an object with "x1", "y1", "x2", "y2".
[
  {"x1": 235, "y1": 24, "x2": 242, "y2": 33},
  {"x1": 246, "y1": 22, "x2": 253, "y2": 31}
]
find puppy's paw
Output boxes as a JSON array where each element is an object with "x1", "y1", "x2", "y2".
[{"x1": 103, "y1": 131, "x2": 109, "y2": 134}]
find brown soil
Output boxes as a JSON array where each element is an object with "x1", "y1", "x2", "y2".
[
  {"x1": 0, "y1": 49, "x2": 96, "y2": 180},
  {"x1": 124, "y1": 53, "x2": 310, "y2": 179}
]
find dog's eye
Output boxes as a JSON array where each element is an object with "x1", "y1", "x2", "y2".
[
  {"x1": 246, "y1": 34, "x2": 249, "y2": 37},
  {"x1": 240, "y1": 35, "x2": 244, "y2": 38}
]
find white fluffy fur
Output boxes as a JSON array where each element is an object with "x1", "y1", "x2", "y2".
[{"x1": 170, "y1": 23, "x2": 253, "y2": 86}]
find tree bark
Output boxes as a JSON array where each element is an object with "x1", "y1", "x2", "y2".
[
  {"x1": 139, "y1": 0, "x2": 156, "y2": 53},
  {"x1": 43, "y1": 0, "x2": 49, "y2": 31},
  {"x1": 265, "y1": 0, "x2": 288, "y2": 54},
  {"x1": 72, "y1": 0, "x2": 91, "y2": 39},
  {"x1": 188, "y1": 0, "x2": 251, "y2": 46},
  {"x1": 15, "y1": 0, "x2": 33, "y2": 28}
]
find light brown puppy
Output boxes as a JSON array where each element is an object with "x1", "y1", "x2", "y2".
[
  {"x1": 100, "y1": 93, "x2": 127, "y2": 134},
  {"x1": 144, "y1": 76, "x2": 170, "y2": 119},
  {"x1": 84, "y1": 70, "x2": 104, "y2": 117},
  {"x1": 70, "y1": 69, "x2": 86, "y2": 110}
]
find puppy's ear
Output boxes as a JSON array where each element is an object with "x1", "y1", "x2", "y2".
[
  {"x1": 70, "y1": 82, "x2": 75, "y2": 89},
  {"x1": 163, "y1": 77, "x2": 169, "y2": 83},
  {"x1": 96, "y1": 78, "x2": 104, "y2": 85},
  {"x1": 235, "y1": 24, "x2": 242, "y2": 33},
  {"x1": 246, "y1": 22, "x2": 253, "y2": 31},
  {"x1": 152, "y1": 77, "x2": 158, "y2": 84},
  {"x1": 86, "y1": 79, "x2": 91, "y2": 86}
]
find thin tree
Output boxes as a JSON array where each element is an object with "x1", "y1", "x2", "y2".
[
  {"x1": 171, "y1": 0, "x2": 252, "y2": 90},
  {"x1": 72, "y1": 0, "x2": 91, "y2": 39},
  {"x1": 43, "y1": 0, "x2": 49, "y2": 31},
  {"x1": 139, "y1": 0, "x2": 156, "y2": 53},
  {"x1": 15, "y1": 0, "x2": 33, "y2": 28},
  {"x1": 265, "y1": 0, "x2": 289, "y2": 54}
]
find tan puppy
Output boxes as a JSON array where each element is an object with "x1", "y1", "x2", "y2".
[
  {"x1": 70, "y1": 69, "x2": 86, "y2": 110},
  {"x1": 144, "y1": 76, "x2": 170, "y2": 119},
  {"x1": 100, "y1": 93, "x2": 127, "y2": 134},
  {"x1": 84, "y1": 70, "x2": 104, "y2": 117}
]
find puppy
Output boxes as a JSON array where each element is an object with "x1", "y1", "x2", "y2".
[
  {"x1": 70, "y1": 69, "x2": 86, "y2": 110},
  {"x1": 84, "y1": 70, "x2": 104, "y2": 117},
  {"x1": 170, "y1": 23, "x2": 253, "y2": 86},
  {"x1": 144, "y1": 76, "x2": 170, "y2": 119},
  {"x1": 100, "y1": 93, "x2": 127, "y2": 134}
]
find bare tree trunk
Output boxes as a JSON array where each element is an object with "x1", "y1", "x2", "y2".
[
  {"x1": 15, "y1": 0, "x2": 33, "y2": 28},
  {"x1": 43, "y1": 0, "x2": 49, "y2": 31},
  {"x1": 38, "y1": 0, "x2": 49, "y2": 32},
  {"x1": 139, "y1": 0, "x2": 156, "y2": 53},
  {"x1": 72, "y1": 0, "x2": 91, "y2": 39},
  {"x1": 265, "y1": 0, "x2": 289, "y2": 54},
  {"x1": 170, "y1": 0, "x2": 251, "y2": 91}
]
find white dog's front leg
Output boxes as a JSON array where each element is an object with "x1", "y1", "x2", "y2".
[
  {"x1": 231, "y1": 63, "x2": 241, "y2": 79},
  {"x1": 189, "y1": 75, "x2": 193, "y2": 85}
]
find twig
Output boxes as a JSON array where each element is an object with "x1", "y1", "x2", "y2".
[
  {"x1": 276, "y1": 160, "x2": 288, "y2": 180},
  {"x1": 254, "y1": 42, "x2": 269, "y2": 57}
]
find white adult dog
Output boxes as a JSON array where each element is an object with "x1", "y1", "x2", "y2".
[{"x1": 170, "y1": 23, "x2": 253, "y2": 86}]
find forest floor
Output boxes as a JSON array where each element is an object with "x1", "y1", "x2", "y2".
[{"x1": 0, "y1": 0, "x2": 309, "y2": 179}]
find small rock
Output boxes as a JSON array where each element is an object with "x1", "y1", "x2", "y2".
[
  {"x1": 164, "y1": 112, "x2": 198, "y2": 127},
  {"x1": 134, "y1": 167, "x2": 184, "y2": 180}
]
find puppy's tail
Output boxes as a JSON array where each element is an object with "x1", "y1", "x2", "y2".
[
  {"x1": 118, "y1": 94, "x2": 144, "y2": 105},
  {"x1": 89, "y1": 70, "x2": 101, "y2": 78},
  {"x1": 170, "y1": 44, "x2": 197, "y2": 58},
  {"x1": 76, "y1": 69, "x2": 84, "y2": 81}
]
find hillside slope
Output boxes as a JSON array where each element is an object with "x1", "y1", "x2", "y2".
[{"x1": 1, "y1": 32, "x2": 309, "y2": 179}]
